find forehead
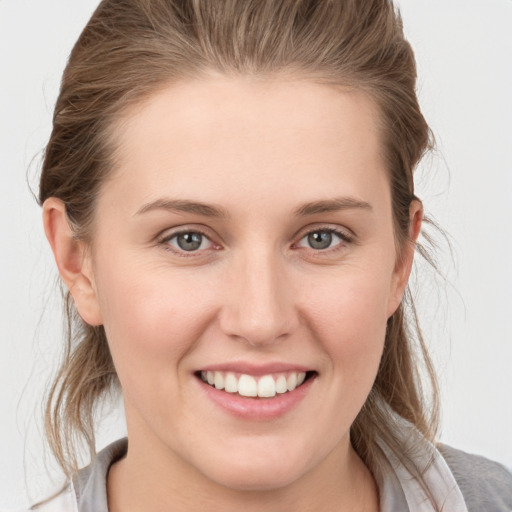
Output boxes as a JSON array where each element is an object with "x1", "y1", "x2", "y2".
[{"x1": 103, "y1": 77, "x2": 388, "y2": 216}]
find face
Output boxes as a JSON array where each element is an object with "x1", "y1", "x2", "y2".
[{"x1": 80, "y1": 77, "x2": 414, "y2": 491}]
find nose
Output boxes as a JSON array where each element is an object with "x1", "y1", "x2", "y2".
[{"x1": 218, "y1": 249, "x2": 298, "y2": 346}]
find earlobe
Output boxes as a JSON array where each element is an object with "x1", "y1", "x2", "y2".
[
  {"x1": 42, "y1": 198, "x2": 103, "y2": 326},
  {"x1": 387, "y1": 200, "x2": 423, "y2": 317}
]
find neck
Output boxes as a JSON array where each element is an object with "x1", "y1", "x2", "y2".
[{"x1": 107, "y1": 433, "x2": 379, "y2": 512}]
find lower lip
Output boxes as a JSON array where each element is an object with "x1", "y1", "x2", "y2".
[{"x1": 197, "y1": 375, "x2": 315, "y2": 421}]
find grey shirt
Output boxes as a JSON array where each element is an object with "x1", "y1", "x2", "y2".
[{"x1": 439, "y1": 444, "x2": 512, "y2": 512}]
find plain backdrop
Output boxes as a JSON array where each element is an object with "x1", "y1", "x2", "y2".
[{"x1": 1, "y1": 0, "x2": 511, "y2": 508}]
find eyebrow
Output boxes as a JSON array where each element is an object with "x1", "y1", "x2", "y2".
[
  {"x1": 294, "y1": 197, "x2": 372, "y2": 216},
  {"x1": 136, "y1": 196, "x2": 372, "y2": 218},
  {"x1": 136, "y1": 198, "x2": 229, "y2": 218}
]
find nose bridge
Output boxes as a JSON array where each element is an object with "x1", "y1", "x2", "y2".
[{"x1": 220, "y1": 245, "x2": 296, "y2": 345}]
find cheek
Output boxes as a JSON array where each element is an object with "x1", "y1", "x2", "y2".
[
  {"x1": 300, "y1": 265, "x2": 392, "y2": 373},
  {"x1": 93, "y1": 260, "x2": 217, "y2": 392},
  {"x1": 288, "y1": 266, "x2": 392, "y2": 446}
]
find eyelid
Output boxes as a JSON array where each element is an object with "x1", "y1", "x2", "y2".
[{"x1": 294, "y1": 223, "x2": 354, "y2": 241}]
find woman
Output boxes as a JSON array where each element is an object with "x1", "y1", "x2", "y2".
[{"x1": 29, "y1": 0, "x2": 512, "y2": 511}]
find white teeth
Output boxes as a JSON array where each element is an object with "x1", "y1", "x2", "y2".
[
  {"x1": 214, "y1": 372, "x2": 225, "y2": 390},
  {"x1": 276, "y1": 375, "x2": 288, "y2": 394},
  {"x1": 238, "y1": 374, "x2": 258, "y2": 397},
  {"x1": 286, "y1": 373, "x2": 297, "y2": 391},
  {"x1": 200, "y1": 370, "x2": 310, "y2": 397},
  {"x1": 257, "y1": 375, "x2": 276, "y2": 398},
  {"x1": 224, "y1": 372, "x2": 238, "y2": 393}
]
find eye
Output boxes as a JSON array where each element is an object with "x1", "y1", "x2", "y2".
[
  {"x1": 164, "y1": 231, "x2": 214, "y2": 252},
  {"x1": 296, "y1": 229, "x2": 349, "y2": 251}
]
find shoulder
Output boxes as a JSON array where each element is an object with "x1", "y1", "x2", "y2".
[
  {"x1": 438, "y1": 444, "x2": 512, "y2": 512},
  {"x1": 25, "y1": 438, "x2": 127, "y2": 512}
]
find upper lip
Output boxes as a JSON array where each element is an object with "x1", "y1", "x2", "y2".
[{"x1": 197, "y1": 362, "x2": 313, "y2": 376}]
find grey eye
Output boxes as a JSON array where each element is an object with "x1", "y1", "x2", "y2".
[
  {"x1": 177, "y1": 232, "x2": 202, "y2": 251},
  {"x1": 307, "y1": 231, "x2": 333, "y2": 250},
  {"x1": 169, "y1": 232, "x2": 211, "y2": 252},
  {"x1": 297, "y1": 229, "x2": 345, "y2": 251}
]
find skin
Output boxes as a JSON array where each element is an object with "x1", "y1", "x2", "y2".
[{"x1": 43, "y1": 76, "x2": 422, "y2": 512}]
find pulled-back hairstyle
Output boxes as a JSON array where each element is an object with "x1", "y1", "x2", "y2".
[{"x1": 40, "y1": 0, "x2": 439, "y2": 479}]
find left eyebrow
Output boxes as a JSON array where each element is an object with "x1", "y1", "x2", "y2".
[
  {"x1": 135, "y1": 198, "x2": 229, "y2": 218},
  {"x1": 294, "y1": 197, "x2": 373, "y2": 216}
]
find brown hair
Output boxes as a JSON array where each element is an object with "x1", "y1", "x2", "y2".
[{"x1": 40, "y1": 0, "x2": 439, "y2": 480}]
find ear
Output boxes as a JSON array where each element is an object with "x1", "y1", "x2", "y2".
[
  {"x1": 42, "y1": 198, "x2": 103, "y2": 326},
  {"x1": 387, "y1": 200, "x2": 423, "y2": 317}
]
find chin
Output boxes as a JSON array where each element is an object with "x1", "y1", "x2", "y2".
[
  {"x1": 193, "y1": 439, "x2": 312, "y2": 492},
  {"x1": 207, "y1": 462, "x2": 304, "y2": 492}
]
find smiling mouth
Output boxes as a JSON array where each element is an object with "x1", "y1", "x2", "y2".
[{"x1": 197, "y1": 370, "x2": 316, "y2": 398}]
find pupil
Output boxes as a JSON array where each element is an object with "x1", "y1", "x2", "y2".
[
  {"x1": 177, "y1": 232, "x2": 202, "y2": 251},
  {"x1": 308, "y1": 231, "x2": 332, "y2": 250}
]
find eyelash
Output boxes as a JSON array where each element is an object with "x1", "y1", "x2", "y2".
[{"x1": 157, "y1": 226, "x2": 354, "y2": 256}]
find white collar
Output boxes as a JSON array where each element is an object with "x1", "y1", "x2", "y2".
[{"x1": 376, "y1": 418, "x2": 468, "y2": 512}]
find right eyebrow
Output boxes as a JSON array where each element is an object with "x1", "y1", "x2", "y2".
[
  {"x1": 135, "y1": 198, "x2": 229, "y2": 218},
  {"x1": 294, "y1": 197, "x2": 373, "y2": 216}
]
